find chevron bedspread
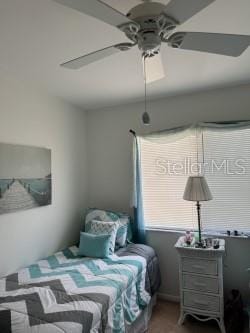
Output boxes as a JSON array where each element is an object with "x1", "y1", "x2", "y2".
[{"x1": 0, "y1": 246, "x2": 151, "y2": 333}]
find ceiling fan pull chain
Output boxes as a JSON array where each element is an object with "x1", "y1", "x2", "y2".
[
  {"x1": 144, "y1": 55, "x2": 147, "y2": 114},
  {"x1": 142, "y1": 55, "x2": 151, "y2": 125}
]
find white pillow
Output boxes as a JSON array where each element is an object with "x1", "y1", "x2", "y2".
[
  {"x1": 84, "y1": 208, "x2": 131, "y2": 248},
  {"x1": 89, "y1": 220, "x2": 118, "y2": 254}
]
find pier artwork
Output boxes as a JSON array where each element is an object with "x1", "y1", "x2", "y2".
[{"x1": 0, "y1": 143, "x2": 51, "y2": 215}]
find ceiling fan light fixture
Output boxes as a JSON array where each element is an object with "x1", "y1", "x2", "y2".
[{"x1": 143, "y1": 53, "x2": 165, "y2": 83}]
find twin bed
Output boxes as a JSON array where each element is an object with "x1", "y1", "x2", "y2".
[{"x1": 0, "y1": 243, "x2": 160, "y2": 332}]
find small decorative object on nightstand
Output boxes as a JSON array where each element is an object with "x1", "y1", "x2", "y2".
[{"x1": 175, "y1": 236, "x2": 226, "y2": 333}]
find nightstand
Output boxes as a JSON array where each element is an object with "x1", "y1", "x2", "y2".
[
  {"x1": 246, "y1": 268, "x2": 250, "y2": 333},
  {"x1": 175, "y1": 236, "x2": 225, "y2": 333}
]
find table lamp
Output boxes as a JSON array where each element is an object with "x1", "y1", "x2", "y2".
[{"x1": 183, "y1": 176, "x2": 212, "y2": 247}]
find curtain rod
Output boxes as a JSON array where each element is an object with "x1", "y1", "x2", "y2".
[{"x1": 129, "y1": 129, "x2": 136, "y2": 137}]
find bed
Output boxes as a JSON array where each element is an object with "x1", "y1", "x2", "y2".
[{"x1": 0, "y1": 244, "x2": 160, "y2": 333}]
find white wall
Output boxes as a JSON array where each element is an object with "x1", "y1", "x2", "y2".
[
  {"x1": 0, "y1": 70, "x2": 88, "y2": 277},
  {"x1": 87, "y1": 84, "x2": 250, "y2": 302},
  {"x1": 1, "y1": 70, "x2": 249, "y2": 302}
]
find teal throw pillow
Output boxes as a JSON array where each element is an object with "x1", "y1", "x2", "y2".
[
  {"x1": 78, "y1": 232, "x2": 111, "y2": 258},
  {"x1": 88, "y1": 220, "x2": 118, "y2": 254}
]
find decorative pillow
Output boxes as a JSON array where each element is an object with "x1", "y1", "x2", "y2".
[
  {"x1": 85, "y1": 208, "x2": 131, "y2": 247},
  {"x1": 78, "y1": 232, "x2": 111, "y2": 258},
  {"x1": 88, "y1": 220, "x2": 118, "y2": 254},
  {"x1": 115, "y1": 222, "x2": 128, "y2": 249}
]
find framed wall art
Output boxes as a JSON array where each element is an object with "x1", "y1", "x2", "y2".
[{"x1": 0, "y1": 143, "x2": 51, "y2": 215}]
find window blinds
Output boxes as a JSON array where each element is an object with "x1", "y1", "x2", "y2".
[
  {"x1": 139, "y1": 132, "x2": 198, "y2": 230},
  {"x1": 139, "y1": 126, "x2": 250, "y2": 232},
  {"x1": 202, "y1": 128, "x2": 250, "y2": 232}
]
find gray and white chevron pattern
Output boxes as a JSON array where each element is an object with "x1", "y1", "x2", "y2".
[
  {"x1": 89, "y1": 220, "x2": 118, "y2": 254},
  {"x1": 0, "y1": 246, "x2": 150, "y2": 333}
]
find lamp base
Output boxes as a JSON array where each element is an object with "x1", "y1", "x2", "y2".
[
  {"x1": 195, "y1": 240, "x2": 209, "y2": 249},
  {"x1": 195, "y1": 241, "x2": 204, "y2": 248}
]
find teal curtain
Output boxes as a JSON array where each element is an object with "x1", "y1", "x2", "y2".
[{"x1": 132, "y1": 137, "x2": 146, "y2": 244}]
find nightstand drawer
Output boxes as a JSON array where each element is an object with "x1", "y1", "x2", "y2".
[
  {"x1": 183, "y1": 274, "x2": 219, "y2": 294},
  {"x1": 183, "y1": 291, "x2": 220, "y2": 312},
  {"x1": 182, "y1": 257, "x2": 218, "y2": 276}
]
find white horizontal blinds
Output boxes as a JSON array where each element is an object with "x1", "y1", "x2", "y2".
[
  {"x1": 139, "y1": 133, "x2": 198, "y2": 229},
  {"x1": 202, "y1": 128, "x2": 250, "y2": 232},
  {"x1": 140, "y1": 125, "x2": 250, "y2": 232}
]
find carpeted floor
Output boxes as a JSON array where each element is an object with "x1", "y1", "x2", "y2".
[{"x1": 148, "y1": 300, "x2": 249, "y2": 333}]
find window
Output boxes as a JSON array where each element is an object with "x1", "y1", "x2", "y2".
[{"x1": 139, "y1": 126, "x2": 250, "y2": 233}]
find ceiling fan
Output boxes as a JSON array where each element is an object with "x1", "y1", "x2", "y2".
[{"x1": 53, "y1": 0, "x2": 250, "y2": 83}]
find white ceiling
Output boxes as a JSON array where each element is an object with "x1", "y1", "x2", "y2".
[{"x1": 0, "y1": 0, "x2": 250, "y2": 110}]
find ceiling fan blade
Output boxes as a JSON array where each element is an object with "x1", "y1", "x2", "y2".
[
  {"x1": 61, "y1": 43, "x2": 134, "y2": 69},
  {"x1": 143, "y1": 53, "x2": 165, "y2": 84},
  {"x1": 168, "y1": 32, "x2": 250, "y2": 57},
  {"x1": 164, "y1": 0, "x2": 215, "y2": 24},
  {"x1": 53, "y1": 0, "x2": 135, "y2": 29}
]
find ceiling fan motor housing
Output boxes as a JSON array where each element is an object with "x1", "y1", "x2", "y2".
[
  {"x1": 138, "y1": 31, "x2": 161, "y2": 56},
  {"x1": 127, "y1": 2, "x2": 167, "y2": 21},
  {"x1": 122, "y1": 1, "x2": 178, "y2": 56}
]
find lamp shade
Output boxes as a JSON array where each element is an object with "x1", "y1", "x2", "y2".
[{"x1": 183, "y1": 176, "x2": 213, "y2": 202}]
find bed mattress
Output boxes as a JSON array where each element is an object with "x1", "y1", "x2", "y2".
[
  {"x1": 116, "y1": 243, "x2": 161, "y2": 296},
  {"x1": 0, "y1": 244, "x2": 160, "y2": 333}
]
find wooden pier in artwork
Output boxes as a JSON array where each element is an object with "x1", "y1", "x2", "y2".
[{"x1": 0, "y1": 180, "x2": 38, "y2": 214}]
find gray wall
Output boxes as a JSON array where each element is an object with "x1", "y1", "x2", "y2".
[
  {"x1": 147, "y1": 230, "x2": 250, "y2": 302},
  {"x1": 0, "y1": 70, "x2": 88, "y2": 277},
  {"x1": 87, "y1": 84, "x2": 250, "y2": 301}
]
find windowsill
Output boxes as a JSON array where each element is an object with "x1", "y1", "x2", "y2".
[{"x1": 146, "y1": 226, "x2": 250, "y2": 240}]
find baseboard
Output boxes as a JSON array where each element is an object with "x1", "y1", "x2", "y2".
[{"x1": 157, "y1": 292, "x2": 180, "y2": 303}]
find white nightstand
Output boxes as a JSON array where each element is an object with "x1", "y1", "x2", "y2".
[
  {"x1": 175, "y1": 236, "x2": 225, "y2": 333},
  {"x1": 246, "y1": 268, "x2": 250, "y2": 333}
]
